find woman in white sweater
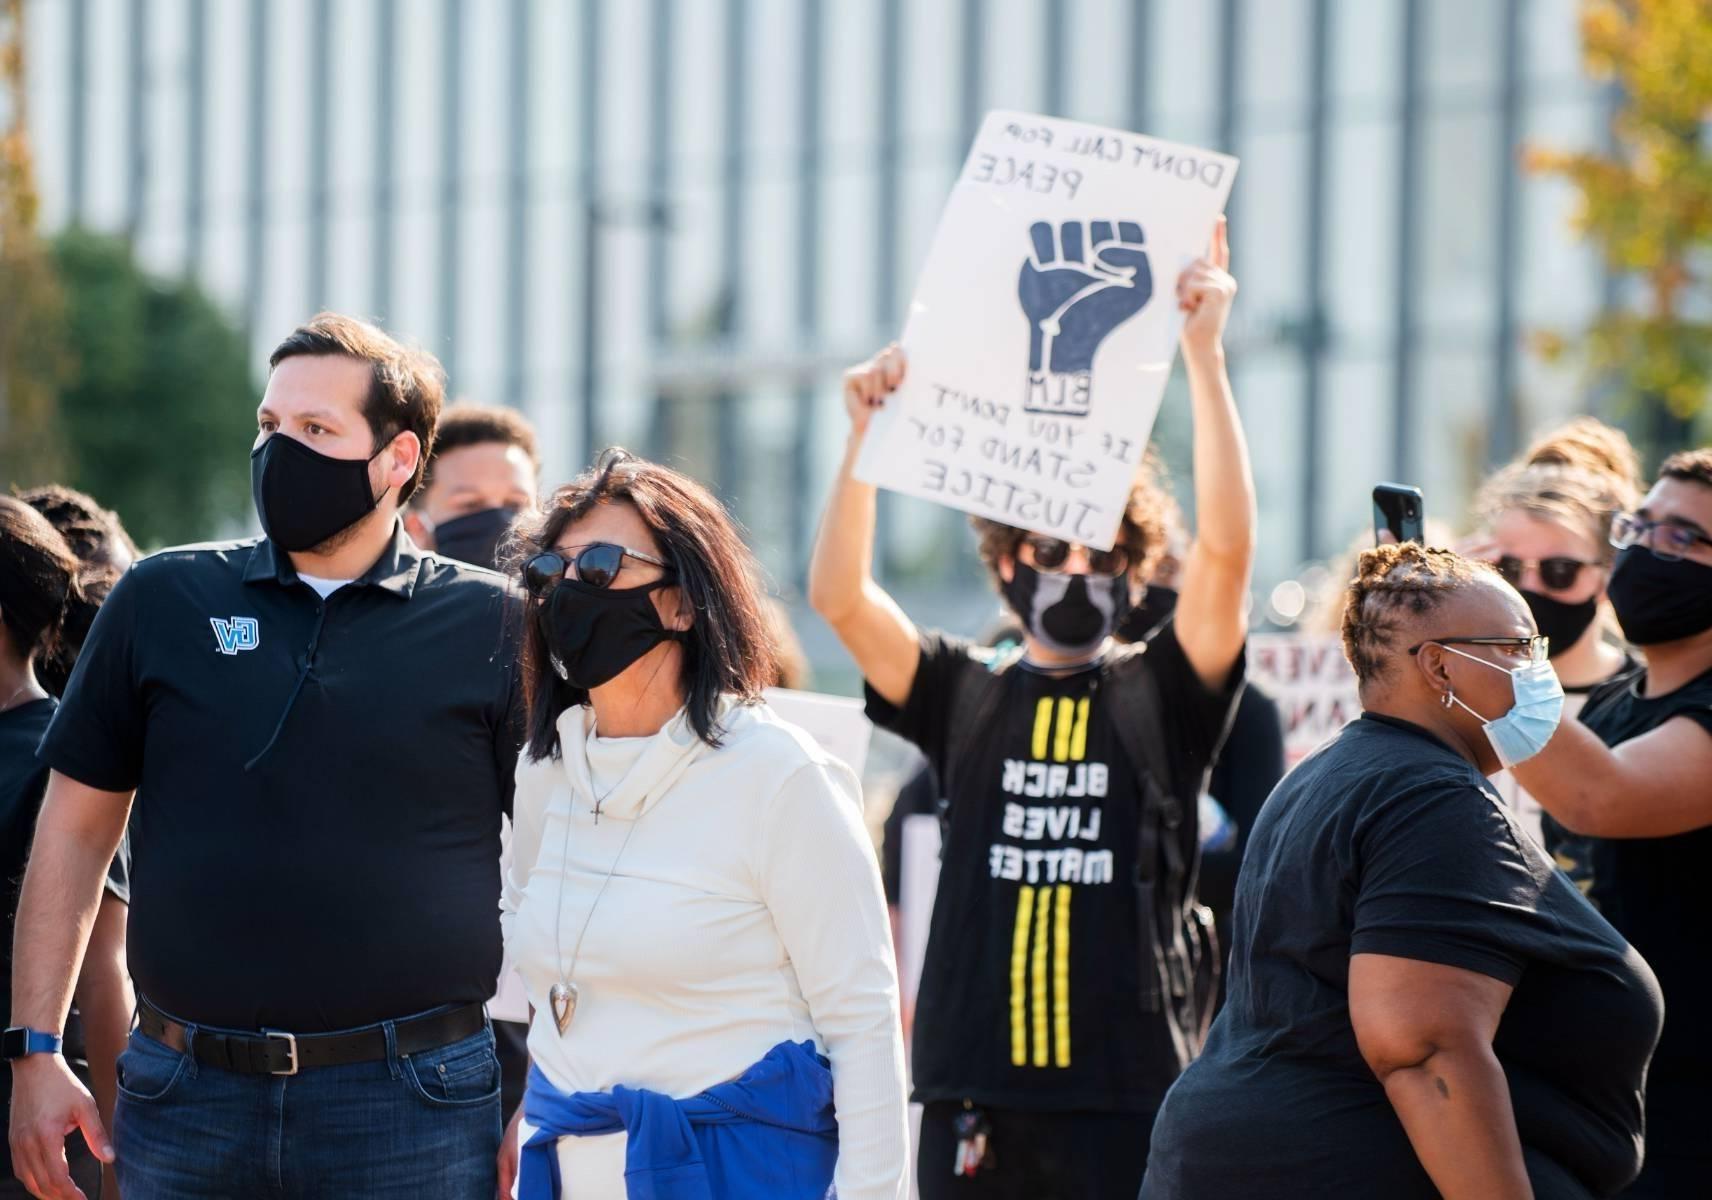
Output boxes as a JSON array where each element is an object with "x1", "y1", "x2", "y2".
[{"x1": 498, "y1": 449, "x2": 909, "y2": 1200}]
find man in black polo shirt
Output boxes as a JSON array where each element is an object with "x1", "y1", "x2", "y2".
[{"x1": 7, "y1": 314, "x2": 521, "y2": 1200}]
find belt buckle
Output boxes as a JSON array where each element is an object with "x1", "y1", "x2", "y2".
[{"x1": 263, "y1": 1030, "x2": 299, "y2": 1076}]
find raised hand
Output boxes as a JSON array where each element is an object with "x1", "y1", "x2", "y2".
[
  {"x1": 1178, "y1": 216, "x2": 1235, "y2": 361},
  {"x1": 841, "y1": 343, "x2": 907, "y2": 438},
  {"x1": 1017, "y1": 220, "x2": 1153, "y2": 416}
]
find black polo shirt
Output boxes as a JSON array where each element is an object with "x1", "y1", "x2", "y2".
[{"x1": 39, "y1": 522, "x2": 523, "y2": 1033}]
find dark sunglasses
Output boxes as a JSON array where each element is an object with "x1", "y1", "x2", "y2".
[
  {"x1": 1024, "y1": 536, "x2": 1131, "y2": 578},
  {"x1": 522, "y1": 543, "x2": 673, "y2": 596},
  {"x1": 1494, "y1": 555, "x2": 1595, "y2": 592}
]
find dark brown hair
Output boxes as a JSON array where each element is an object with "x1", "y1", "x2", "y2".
[
  {"x1": 0, "y1": 497, "x2": 82, "y2": 666},
  {"x1": 16, "y1": 485, "x2": 136, "y2": 697},
  {"x1": 513, "y1": 449, "x2": 778, "y2": 759},
  {"x1": 419, "y1": 404, "x2": 540, "y2": 500},
  {"x1": 269, "y1": 313, "x2": 446, "y2": 504},
  {"x1": 969, "y1": 453, "x2": 1172, "y2": 589},
  {"x1": 1660, "y1": 448, "x2": 1712, "y2": 491},
  {"x1": 1341, "y1": 543, "x2": 1491, "y2": 686}
]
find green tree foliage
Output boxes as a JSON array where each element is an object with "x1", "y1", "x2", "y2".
[
  {"x1": 42, "y1": 230, "x2": 259, "y2": 548},
  {"x1": 1528, "y1": 0, "x2": 1712, "y2": 442}
]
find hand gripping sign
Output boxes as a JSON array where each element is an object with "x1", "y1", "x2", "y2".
[{"x1": 856, "y1": 112, "x2": 1238, "y2": 550}]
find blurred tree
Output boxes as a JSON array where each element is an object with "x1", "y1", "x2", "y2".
[
  {"x1": 45, "y1": 231, "x2": 259, "y2": 548},
  {"x1": 0, "y1": 0, "x2": 71, "y2": 482},
  {"x1": 1527, "y1": 0, "x2": 1712, "y2": 453}
]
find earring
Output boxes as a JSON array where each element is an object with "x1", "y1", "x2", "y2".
[
  {"x1": 1441, "y1": 689, "x2": 1455, "y2": 709},
  {"x1": 551, "y1": 654, "x2": 569, "y2": 681}
]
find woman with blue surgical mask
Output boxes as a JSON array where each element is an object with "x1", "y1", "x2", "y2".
[{"x1": 1142, "y1": 542, "x2": 1660, "y2": 1200}]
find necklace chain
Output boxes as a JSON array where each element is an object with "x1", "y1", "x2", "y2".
[
  {"x1": 550, "y1": 773, "x2": 644, "y2": 1002},
  {"x1": 0, "y1": 681, "x2": 40, "y2": 713}
]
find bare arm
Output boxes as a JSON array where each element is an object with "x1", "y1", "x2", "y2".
[
  {"x1": 1510, "y1": 715, "x2": 1712, "y2": 838},
  {"x1": 73, "y1": 892, "x2": 130, "y2": 1200},
  {"x1": 1172, "y1": 219, "x2": 1255, "y2": 692},
  {"x1": 807, "y1": 345, "x2": 922, "y2": 708},
  {"x1": 9, "y1": 773, "x2": 130, "y2": 1200},
  {"x1": 1350, "y1": 953, "x2": 1532, "y2": 1200}
]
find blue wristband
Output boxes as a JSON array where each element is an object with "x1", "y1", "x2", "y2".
[{"x1": 1, "y1": 1027, "x2": 64, "y2": 1060}]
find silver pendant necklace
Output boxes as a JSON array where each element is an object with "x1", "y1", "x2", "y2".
[{"x1": 547, "y1": 773, "x2": 644, "y2": 1035}]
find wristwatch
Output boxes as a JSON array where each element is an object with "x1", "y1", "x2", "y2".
[{"x1": 1, "y1": 1027, "x2": 64, "y2": 1060}]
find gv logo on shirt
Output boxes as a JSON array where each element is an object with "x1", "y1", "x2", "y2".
[{"x1": 209, "y1": 616, "x2": 260, "y2": 655}]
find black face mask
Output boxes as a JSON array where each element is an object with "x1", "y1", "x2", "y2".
[
  {"x1": 430, "y1": 506, "x2": 519, "y2": 571},
  {"x1": 1001, "y1": 562, "x2": 1130, "y2": 656},
  {"x1": 1117, "y1": 584, "x2": 1178, "y2": 643},
  {"x1": 251, "y1": 433, "x2": 390, "y2": 552},
  {"x1": 540, "y1": 576, "x2": 684, "y2": 691},
  {"x1": 1520, "y1": 588, "x2": 1600, "y2": 658},
  {"x1": 1606, "y1": 545, "x2": 1712, "y2": 645}
]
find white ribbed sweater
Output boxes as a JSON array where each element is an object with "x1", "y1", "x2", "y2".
[{"x1": 500, "y1": 698, "x2": 909, "y2": 1199}]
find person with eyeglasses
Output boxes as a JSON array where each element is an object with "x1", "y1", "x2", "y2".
[
  {"x1": 1463, "y1": 419, "x2": 1643, "y2": 871},
  {"x1": 1143, "y1": 541, "x2": 1661, "y2": 1200},
  {"x1": 810, "y1": 224, "x2": 1252, "y2": 1198},
  {"x1": 497, "y1": 449, "x2": 908, "y2": 1200},
  {"x1": 1506, "y1": 448, "x2": 1712, "y2": 1199}
]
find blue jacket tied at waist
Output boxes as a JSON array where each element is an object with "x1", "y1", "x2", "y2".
[{"x1": 520, "y1": 1039, "x2": 840, "y2": 1199}]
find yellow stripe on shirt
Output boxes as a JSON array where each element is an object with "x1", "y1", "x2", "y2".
[
  {"x1": 1031, "y1": 886, "x2": 1053, "y2": 1067},
  {"x1": 1010, "y1": 886, "x2": 1035, "y2": 1066},
  {"x1": 1053, "y1": 884, "x2": 1072, "y2": 1067}
]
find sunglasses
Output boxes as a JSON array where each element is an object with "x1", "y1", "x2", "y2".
[
  {"x1": 1493, "y1": 555, "x2": 1595, "y2": 592},
  {"x1": 522, "y1": 543, "x2": 673, "y2": 596},
  {"x1": 1023, "y1": 536, "x2": 1131, "y2": 578},
  {"x1": 1407, "y1": 635, "x2": 1550, "y2": 665},
  {"x1": 1611, "y1": 513, "x2": 1712, "y2": 562}
]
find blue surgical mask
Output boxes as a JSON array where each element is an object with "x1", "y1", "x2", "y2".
[{"x1": 1441, "y1": 646, "x2": 1565, "y2": 768}]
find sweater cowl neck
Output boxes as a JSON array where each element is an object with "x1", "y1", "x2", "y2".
[{"x1": 556, "y1": 696, "x2": 742, "y2": 821}]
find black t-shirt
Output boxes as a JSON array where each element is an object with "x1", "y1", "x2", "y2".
[
  {"x1": 1578, "y1": 663, "x2": 1712, "y2": 1164},
  {"x1": 38, "y1": 525, "x2": 523, "y2": 1032},
  {"x1": 2, "y1": 698, "x2": 129, "y2": 1034},
  {"x1": 1143, "y1": 715, "x2": 1662, "y2": 1200},
  {"x1": 866, "y1": 623, "x2": 1242, "y2": 1113},
  {"x1": 1195, "y1": 684, "x2": 1286, "y2": 952}
]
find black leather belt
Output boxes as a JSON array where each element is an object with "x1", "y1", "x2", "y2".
[{"x1": 137, "y1": 997, "x2": 487, "y2": 1077}]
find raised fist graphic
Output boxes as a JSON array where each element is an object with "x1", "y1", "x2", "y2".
[{"x1": 1016, "y1": 220, "x2": 1152, "y2": 417}]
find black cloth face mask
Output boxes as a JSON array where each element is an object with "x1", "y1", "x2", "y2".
[
  {"x1": 540, "y1": 576, "x2": 685, "y2": 691},
  {"x1": 1001, "y1": 561, "x2": 1131, "y2": 656},
  {"x1": 251, "y1": 433, "x2": 390, "y2": 552},
  {"x1": 1520, "y1": 588, "x2": 1599, "y2": 658},
  {"x1": 1606, "y1": 544, "x2": 1712, "y2": 645},
  {"x1": 430, "y1": 506, "x2": 519, "y2": 571}
]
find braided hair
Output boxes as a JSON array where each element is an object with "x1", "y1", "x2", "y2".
[{"x1": 1340, "y1": 543, "x2": 1490, "y2": 686}]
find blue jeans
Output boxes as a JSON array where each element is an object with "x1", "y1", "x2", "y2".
[{"x1": 112, "y1": 1015, "x2": 501, "y2": 1199}]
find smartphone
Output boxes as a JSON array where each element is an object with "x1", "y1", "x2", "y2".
[{"x1": 1373, "y1": 483, "x2": 1425, "y2": 546}]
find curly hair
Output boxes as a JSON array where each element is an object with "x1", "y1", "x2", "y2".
[
  {"x1": 969, "y1": 453, "x2": 1173, "y2": 587},
  {"x1": 1340, "y1": 543, "x2": 1492, "y2": 686}
]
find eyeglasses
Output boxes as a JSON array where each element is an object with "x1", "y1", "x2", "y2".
[
  {"x1": 1493, "y1": 555, "x2": 1596, "y2": 592},
  {"x1": 1611, "y1": 512, "x2": 1712, "y2": 562},
  {"x1": 1407, "y1": 635, "x2": 1550, "y2": 665},
  {"x1": 1023, "y1": 536, "x2": 1131, "y2": 578},
  {"x1": 522, "y1": 543, "x2": 673, "y2": 596}
]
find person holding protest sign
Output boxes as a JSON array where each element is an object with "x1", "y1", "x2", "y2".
[
  {"x1": 810, "y1": 220, "x2": 1252, "y2": 1197},
  {"x1": 1463, "y1": 419, "x2": 1641, "y2": 867},
  {"x1": 500, "y1": 449, "x2": 907, "y2": 1200},
  {"x1": 8, "y1": 314, "x2": 523, "y2": 1200},
  {"x1": 1506, "y1": 448, "x2": 1712, "y2": 1199},
  {"x1": 0, "y1": 500, "x2": 132, "y2": 1200},
  {"x1": 1143, "y1": 542, "x2": 1661, "y2": 1200}
]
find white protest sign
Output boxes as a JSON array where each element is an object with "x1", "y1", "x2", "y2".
[
  {"x1": 1247, "y1": 633, "x2": 1362, "y2": 768},
  {"x1": 856, "y1": 111, "x2": 1238, "y2": 550}
]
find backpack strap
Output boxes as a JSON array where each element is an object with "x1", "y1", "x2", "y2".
[{"x1": 938, "y1": 643, "x2": 1025, "y2": 847}]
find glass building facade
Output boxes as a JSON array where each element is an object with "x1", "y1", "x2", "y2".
[{"x1": 20, "y1": 0, "x2": 1617, "y2": 670}]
